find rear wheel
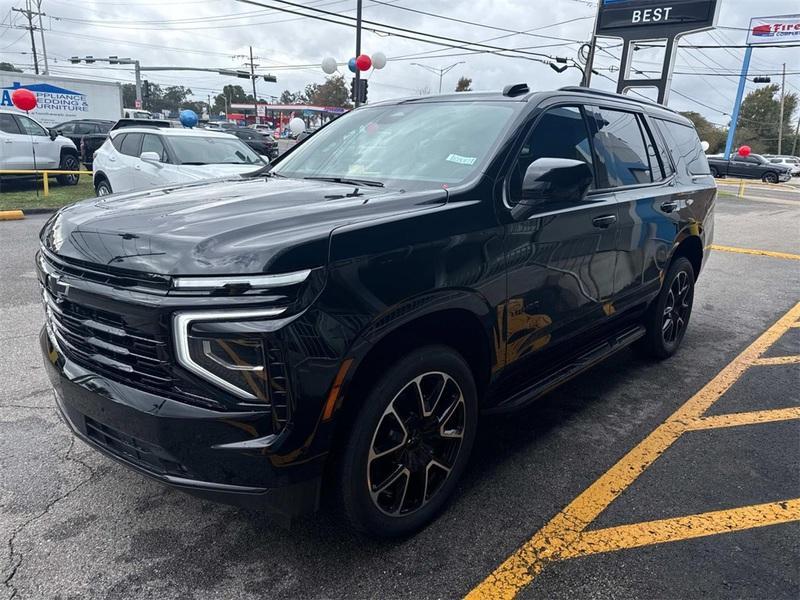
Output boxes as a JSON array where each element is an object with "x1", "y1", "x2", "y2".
[
  {"x1": 762, "y1": 172, "x2": 778, "y2": 184},
  {"x1": 337, "y1": 346, "x2": 478, "y2": 537},
  {"x1": 638, "y1": 257, "x2": 695, "y2": 359},
  {"x1": 95, "y1": 178, "x2": 112, "y2": 197},
  {"x1": 709, "y1": 166, "x2": 719, "y2": 178},
  {"x1": 56, "y1": 154, "x2": 80, "y2": 186}
]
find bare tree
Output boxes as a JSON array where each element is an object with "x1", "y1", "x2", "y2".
[{"x1": 416, "y1": 85, "x2": 431, "y2": 96}]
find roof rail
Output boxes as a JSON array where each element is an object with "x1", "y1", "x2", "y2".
[
  {"x1": 503, "y1": 83, "x2": 530, "y2": 97},
  {"x1": 557, "y1": 86, "x2": 674, "y2": 111}
]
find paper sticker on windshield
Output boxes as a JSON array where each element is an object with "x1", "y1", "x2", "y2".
[{"x1": 446, "y1": 153, "x2": 477, "y2": 166}]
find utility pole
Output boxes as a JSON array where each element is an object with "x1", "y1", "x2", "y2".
[
  {"x1": 12, "y1": 3, "x2": 40, "y2": 75},
  {"x1": 777, "y1": 62, "x2": 786, "y2": 155},
  {"x1": 247, "y1": 46, "x2": 259, "y2": 124},
  {"x1": 791, "y1": 116, "x2": 799, "y2": 156},
  {"x1": 354, "y1": 0, "x2": 363, "y2": 107},
  {"x1": 34, "y1": 0, "x2": 48, "y2": 74}
]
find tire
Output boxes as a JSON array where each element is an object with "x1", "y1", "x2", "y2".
[
  {"x1": 95, "y1": 178, "x2": 112, "y2": 197},
  {"x1": 638, "y1": 257, "x2": 695, "y2": 359},
  {"x1": 762, "y1": 172, "x2": 778, "y2": 184},
  {"x1": 336, "y1": 345, "x2": 478, "y2": 538},
  {"x1": 709, "y1": 166, "x2": 719, "y2": 178},
  {"x1": 56, "y1": 154, "x2": 80, "y2": 186}
]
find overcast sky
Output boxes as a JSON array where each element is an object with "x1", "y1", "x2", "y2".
[{"x1": 1, "y1": 0, "x2": 798, "y2": 125}]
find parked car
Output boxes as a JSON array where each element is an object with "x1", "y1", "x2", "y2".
[
  {"x1": 226, "y1": 127, "x2": 279, "y2": 160},
  {"x1": 296, "y1": 126, "x2": 319, "y2": 143},
  {"x1": 249, "y1": 123, "x2": 275, "y2": 136},
  {"x1": 79, "y1": 118, "x2": 173, "y2": 168},
  {"x1": 763, "y1": 155, "x2": 800, "y2": 177},
  {"x1": 706, "y1": 152, "x2": 792, "y2": 183},
  {"x1": 0, "y1": 108, "x2": 80, "y2": 184},
  {"x1": 92, "y1": 127, "x2": 266, "y2": 195},
  {"x1": 53, "y1": 119, "x2": 114, "y2": 157},
  {"x1": 38, "y1": 85, "x2": 715, "y2": 537}
]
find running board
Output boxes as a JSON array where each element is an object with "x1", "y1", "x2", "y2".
[{"x1": 485, "y1": 324, "x2": 646, "y2": 414}]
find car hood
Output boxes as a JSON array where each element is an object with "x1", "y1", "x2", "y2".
[{"x1": 40, "y1": 176, "x2": 447, "y2": 276}]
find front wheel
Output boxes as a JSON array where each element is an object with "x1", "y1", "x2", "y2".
[
  {"x1": 95, "y1": 179, "x2": 112, "y2": 197},
  {"x1": 709, "y1": 166, "x2": 719, "y2": 178},
  {"x1": 56, "y1": 154, "x2": 80, "y2": 186},
  {"x1": 762, "y1": 172, "x2": 778, "y2": 184},
  {"x1": 336, "y1": 346, "x2": 478, "y2": 537},
  {"x1": 638, "y1": 257, "x2": 695, "y2": 359}
]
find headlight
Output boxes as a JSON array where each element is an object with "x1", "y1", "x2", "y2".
[{"x1": 173, "y1": 308, "x2": 286, "y2": 401}]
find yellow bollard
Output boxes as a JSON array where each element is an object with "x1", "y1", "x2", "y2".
[
  {"x1": 42, "y1": 171, "x2": 49, "y2": 196},
  {"x1": 737, "y1": 179, "x2": 745, "y2": 198}
]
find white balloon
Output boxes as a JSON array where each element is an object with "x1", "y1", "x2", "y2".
[
  {"x1": 371, "y1": 51, "x2": 387, "y2": 70},
  {"x1": 700, "y1": 140, "x2": 710, "y2": 152},
  {"x1": 321, "y1": 57, "x2": 338, "y2": 74},
  {"x1": 289, "y1": 117, "x2": 306, "y2": 135}
]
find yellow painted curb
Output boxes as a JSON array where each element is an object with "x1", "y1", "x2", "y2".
[{"x1": 0, "y1": 210, "x2": 25, "y2": 221}]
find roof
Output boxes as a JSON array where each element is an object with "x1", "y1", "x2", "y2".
[{"x1": 109, "y1": 127, "x2": 236, "y2": 139}]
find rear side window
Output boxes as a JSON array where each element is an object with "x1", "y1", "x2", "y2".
[
  {"x1": 111, "y1": 133, "x2": 125, "y2": 151},
  {"x1": 74, "y1": 122, "x2": 95, "y2": 135},
  {"x1": 0, "y1": 113, "x2": 21, "y2": 134},
  {"x1": 588, "y1": 108, "x2": 652, "y2": 188},
  {"x1": 119, "y1": 132, "x2": 143, "y2": 157},
  {"x1": 655, "y1": 119, "x2": 710, "y2": 176}
]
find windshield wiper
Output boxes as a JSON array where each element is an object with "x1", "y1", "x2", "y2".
[{"x1": 304, "y1": 176, "x2": 384, "y2": 188}]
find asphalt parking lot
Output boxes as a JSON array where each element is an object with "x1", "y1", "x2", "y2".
[{"x1": 1, "y1": 187, "x2": 798, "y2": 599}]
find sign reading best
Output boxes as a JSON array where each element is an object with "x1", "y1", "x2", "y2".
[{"x1": 597, "y1": 0, "x2": 718, "y2": 34}]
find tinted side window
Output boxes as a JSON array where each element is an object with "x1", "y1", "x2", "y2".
[
  {"x1": 111, "y1": 133, "x2": 125, "y2": 151},
  {"x1": 508, "y1": 105, "x2": 594, "y2": 205},
  {"x1": 97, "y1": 122, "x2": 112, "y2": 134},
  {"x1": 641, "y1": 117, "x2": 673, "y2": 181},
  {"x1": 119, "y1": 132, "x2": 143, "y2": 157},
  {"x1": 655, "y1": 119, "x2": 710, "y2": 176},
  {"x1": 74, "y1": 122, "x2": 94, "y2": 135},
  {"x1": 58, "y1": 122, "x2": 76, "y2": 134},
  {"x1": 0, "y1": 114, "x2": 21, "y2": 134},
  {"x1": 588, "y1": 108, "x2": 652, "y2": 188}
]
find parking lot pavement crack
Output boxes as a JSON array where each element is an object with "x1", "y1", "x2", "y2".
[{"x1": 2, "y1": 437, "x2": 98, "y2": 600}]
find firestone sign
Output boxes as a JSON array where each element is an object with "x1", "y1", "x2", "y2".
[{"x1": 747, "y1": 15, "x2": 800, "y2": 45}]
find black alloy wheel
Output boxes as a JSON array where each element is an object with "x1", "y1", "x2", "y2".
[
  {"x1": 56, "y1": 154, "x2": 80, "y2": 186},
  {"x1": 337, "y1": 346, "x2": 477, "y2": 537},
  {"x1": 762, "y1": 172, "x2": 778, "y2": 184},
  {"x1": 638, "y1": 256, "x2": 695, "y2": 359}
]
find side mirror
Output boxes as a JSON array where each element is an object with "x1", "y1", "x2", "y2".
[
  {"x1": 260, "y1": 155, "x2": 271, "y2": 164},
  {"x1": 139, "y1": 151, "x2": 162, "y2": 163},
  {"x1": 511, "y1": 158, "x2": 594, "y2": 220},
  {"x1": 49, "y1": 129, "x2": 58, "y2": 141}
]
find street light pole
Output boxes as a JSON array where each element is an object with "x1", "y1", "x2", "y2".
[
  {"x1": 410, "y1": 62, "x2": 465, "y2": 94},
  {"x1": 778, "y1": 62, "x2": 786, "y2": 155},
  {"x1": 354, "y1": 0, "x2": 363, "y2": 107}
]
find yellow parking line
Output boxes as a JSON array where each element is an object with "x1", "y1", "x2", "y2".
[
  {"x1": 562, "y1": 499, "x2": 800, "y2": 560},
  {"x1": 687, "y1": 407, "x2": 800, "y2": 431},
  {"x1": 466, "y1": 302, "x2": 800, "y2": 600},
  {"x1": 710, "y1": 245, "x2": 800, "y2": 261},
  {"x1": 751, "y1": 355, "x2": 800, "y2": 366}
]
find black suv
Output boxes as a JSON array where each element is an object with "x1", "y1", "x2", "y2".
[{"x1": 37, "y1": 86, "x2": 715, "y2": 537}]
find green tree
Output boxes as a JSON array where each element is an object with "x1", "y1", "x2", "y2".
[
  {"x1": 679, "y1": 111, "x2": 727, "y2": 154},
  {"x1": 304, "y1": 75, "x2": 351, "y2": 108},
  {"x1": 0, "y1": 62, "x2": 22, "y2": 73},
  {"x1": 455, "y1": 77, "x2": 472, "y2": 92},
  {"x1": 733, "y1": 84, "x2": 798, "y2": 154},
  {"x1": 279, "y1": 89, "x2": 303, "y2": 104}
]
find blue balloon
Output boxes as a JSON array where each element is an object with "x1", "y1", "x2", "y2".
[
  {"x1": 347, "y1": 57, "x2": 357, "y2": 73},
  {"x1": 179, "y1": 109, "x2": 198, "y2": 128}
]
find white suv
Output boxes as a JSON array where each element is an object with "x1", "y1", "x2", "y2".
[
  {"x1": 0, "y1": 108, "x2": 81, "y2": 185},
  {"x1": 765, "y1": 155, "x2": 800, "y2": 177},
  {"x1": 92, "y1": 127, "x2": 268, "y2": 196}
]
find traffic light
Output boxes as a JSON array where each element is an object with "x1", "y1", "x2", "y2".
[
  {"x1": 753, "y1": 76, "x2": 771, "y2": 83},
  {"x1": 263, "y1": 74, "x2": 277, "y2": 83},
  {"x1": 351, "y1": 78, "x2": 368, "y2": 103},
  {"x1": 142, "y1": 80, "x2": 150, "y2": 98}
]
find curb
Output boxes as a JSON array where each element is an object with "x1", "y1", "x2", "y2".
[
  {"x1": 0, "y1": 210, "x2": 25, "y2": 221},
  {"x1": 24, "y1": 208, "x2": 58, "y2": 215}
]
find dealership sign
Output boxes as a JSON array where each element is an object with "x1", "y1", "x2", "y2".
[
  {"x1": 1, "y1": 81, "x2": 89, "y2": 114},
  {"x1": 597, "y1": 0, "x2": 719, "y2": 35},
  {"x1": 747, "y1": 15, "x2": 800, "y2": 45}
]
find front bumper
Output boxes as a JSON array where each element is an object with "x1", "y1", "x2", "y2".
[{"x1": 40, "y1": 329, "x2": 321, "y2": 520}]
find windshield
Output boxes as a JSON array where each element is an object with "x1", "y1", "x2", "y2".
[
  {"x1": 168, "y1": 136, "x2": 263, "y2": 165},
  {"x1": 272, "y1": 102, "x2": 517, "y2": 188}
]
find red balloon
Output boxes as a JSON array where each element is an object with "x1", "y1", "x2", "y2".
[
  {"x1": 737, "y1": 145, "x2": 751, "y2": 157},
  {"x1": 11, "y1": 88, "x2": 37, "y2": 111},
  {"x1": 355, "y1": 54, "x2": 372, "y2": 71}
]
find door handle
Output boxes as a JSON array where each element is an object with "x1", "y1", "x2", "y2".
[
  {"x1": 660, "y1": 200, "x2": 679, "y2": 213},
  {"x1": 592, "y1": 214, "x2": 616, "y2": 229}
]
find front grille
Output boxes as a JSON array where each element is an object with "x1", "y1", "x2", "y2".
[
  {"x1": 39, "y1": 250, "x2": 170, "y2": 292},
  {"x1": 41, "y1": 285, "x2": 175, "y2": 394},
  {"x1": 85, "y1": 417, "x2": 188, "y2": 477}
]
